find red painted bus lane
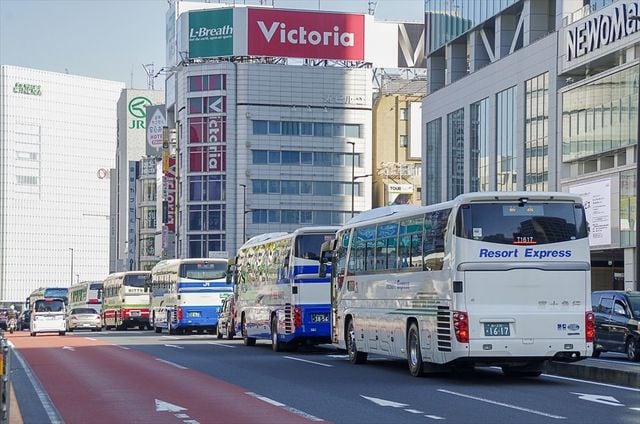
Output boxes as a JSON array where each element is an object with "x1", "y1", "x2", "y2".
[{"x1": 8, "y1": 332, "x2": 322, "y2": 423}]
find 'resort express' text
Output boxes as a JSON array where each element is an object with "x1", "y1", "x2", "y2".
[{"x1": 479, "y1": 248, "x2": 572, "y2": 259}]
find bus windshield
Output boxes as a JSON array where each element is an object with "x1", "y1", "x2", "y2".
[
  {"x1": 124, "y1": 274, "x2": 150, "y2": 287},
  {"x1": 180, "y1": 263, "x2": 227, "y2": 280},
  {"x1": 295, "y1": 234, "x2": 334, "y2": 260},
  {"x1": 455, "y1": 202, "x2": 588, "y2": 245},
  {"x1": 45, "y1": 288, "x2": 68, "y2": 299}
]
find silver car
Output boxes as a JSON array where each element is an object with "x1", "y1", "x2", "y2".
[{"x1": 66, "y1": 307, "x2": 102, "y2": 332}]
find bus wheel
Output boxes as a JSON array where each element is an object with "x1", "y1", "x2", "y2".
[
  {"x1": 217, "y1": 326, "x2": 223, "y2": 339},
  {"x1": 59, "y1": 331, "x2": 66, "y2": 336},
  {"x1": 271, "y1": 317, "x2": 284, "y2": 352},
  {"x1": 30, "y1": 332, "x2": 36, "y2": 337},
  {"x1": 346, "y1": 319, "x2": 367, "y2": 364},
  {"x1": 407, "y1": 322, "x2": 424, "y2": 377},
  {"x1": 242, "y1": 317, "x2": 256, "y2": 347}
]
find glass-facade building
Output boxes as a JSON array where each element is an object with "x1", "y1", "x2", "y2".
[{"x1": 423, "y1": 0, "x2": 640, "y2": 289}]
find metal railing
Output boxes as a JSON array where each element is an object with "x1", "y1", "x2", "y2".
[{"x1": 0, "y1": 332, "x2": 11, "y2": 423}]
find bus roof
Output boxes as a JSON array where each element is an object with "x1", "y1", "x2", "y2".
[
  {"x1": 152, "y1": 258, "x2": 228, "y2": 273},
  {"x1": 342, "y1": 191, "x2": 585, "y2": 229},
  {"x1": 239, "y1": 226, "x2": 340, "y2": 250}
]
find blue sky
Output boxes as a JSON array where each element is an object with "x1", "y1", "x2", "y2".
[{"x1": 0, "y1": 0, "x2": 422, "y2": 88}]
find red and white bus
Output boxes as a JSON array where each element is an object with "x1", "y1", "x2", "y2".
[{"x1": 102, "y1": 271, "x2": 151, "y2": 330}]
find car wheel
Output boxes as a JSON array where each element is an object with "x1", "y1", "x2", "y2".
[
  {"x1": 626, "y1": 338, "x2": 640, "y2": 362},
  {"x1": 591, "y1": 347, "x2": 601, "y2": 358}
]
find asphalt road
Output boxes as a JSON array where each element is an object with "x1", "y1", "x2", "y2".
[{"x1": 7, "y1": 329, "x2": 640, "y2": 424}]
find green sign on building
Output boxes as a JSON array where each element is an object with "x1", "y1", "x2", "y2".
[{"x1": 189, "y1": 8, "x2": 234, "y2": 59}]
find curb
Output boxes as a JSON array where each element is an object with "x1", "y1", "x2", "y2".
[
  {"x1": 8, "y1": 383, "x2": 23, "y2": 424},
  {"x1": 546, "y1": 361, "x2": 640, "y2": 388}
]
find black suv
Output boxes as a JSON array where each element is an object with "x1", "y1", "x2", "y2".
[
  {"x1": 591, "y1": 290, "x2": 640, "y2": 361},
  {"x1": 0, "y1": 308, "x2": 9, "y2": 330}
]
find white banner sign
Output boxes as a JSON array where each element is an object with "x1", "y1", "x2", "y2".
[{"x1": 569, "y1": 179, "x2": 612, "y2": 246}]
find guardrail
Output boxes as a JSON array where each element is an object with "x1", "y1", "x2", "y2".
[{"x1": 0, "y1": 332, "x2": 10, "y2": 423}]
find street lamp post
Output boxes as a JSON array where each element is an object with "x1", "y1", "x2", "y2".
[
  {"x1": 632, "y1": 14, "x2": 640, "y2": 290},
  {"x1": 240, "y1": 184, "x2": 247, "y2": 243},
  {"x1": 347, "y1": 141, "x2": 356, "y2": 217},
  {"x1": 68, "y1": 248, "x2": 74, "y2": 286}
]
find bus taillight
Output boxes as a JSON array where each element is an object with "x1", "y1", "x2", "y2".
[
  {"x1": 177, "y1": 307, "x2": 183, "y2": 321},
  {"x1": 294, "y1": 306, "x2": 302, "y2": 328},
  {"x1": 453, "y1": 311, "x2": 469, "y2": 343},
  {"x1": 585, "y1": 311, "x2": 595, "y2": 343}
]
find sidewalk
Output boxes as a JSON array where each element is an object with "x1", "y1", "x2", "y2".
[{"x1": 546, "y1": 358, "x2": 640, "y2": 388}]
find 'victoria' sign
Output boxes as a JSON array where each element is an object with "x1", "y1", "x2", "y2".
[
  {"x1": 248, "y1": 9, "x2": 364, "y2": 61},
  {"x1": 566, "y1": 1, "x2": 640, "y2": 61}
]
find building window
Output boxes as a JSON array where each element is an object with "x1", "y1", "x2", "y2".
[
  {"x1": 399, "y1": 135, "x2": 408, "y2": 147},
  {"x1": 400, "y1": 108, "x2": 408, "y2": 120},
  {"x1": 425, "y1": 118, "x2": 442, "y2": 205},
  {"x1": 188, "y1": 74, "x2": 226, "y2": 92},
  {"x1": 447, "y1": 108, "x2": 464, "y2": 199},
  {"x1": 470, "y1": 98, "x2": 490, "y2": 192},
  {"x1": 562, "y1": 64, "x2": 639, "y2": 162},
  {"x1": 525, "y1": 73, "x2": 549, "y2": 191},
  {"x1": 620, "y1": 169, "x2": 637, "y2": 248},
  {"x1": 496, "y1": 85, "x2": 517, "y2": 191}
]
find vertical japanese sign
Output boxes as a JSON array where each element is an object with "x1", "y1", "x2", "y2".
[{"x1": 163, "y1": 157, "x2": 176, "y2": 233}]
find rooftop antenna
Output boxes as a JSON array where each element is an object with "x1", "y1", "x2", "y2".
[
  {"x1": 142, "y1": 63, "x2": 155, "y2": 90},
  {"x1": 368, "y1": 0, "x2": 377, "y2": 15}
]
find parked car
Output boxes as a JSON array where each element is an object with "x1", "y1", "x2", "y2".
[
  {"x1": 591, "y1": 290, "x2": 640, "y2": 361},
  {"x1": 18, "y1": 310, "x2": 31, "y2": 330},
  {"x1": 66, "y1": 308, "x2": 102, "y2": 332},
  {"x1": 0, "y1": 308, "x2": 9, "y2": 330},
  {"x1": 217, "y1": 296, "x2": 237, "y2": 340}
]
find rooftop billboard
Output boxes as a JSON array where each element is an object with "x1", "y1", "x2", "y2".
[
  {"x1": 247, "y1": 9, "x2": 365, "y2": 60},
  {"x1": 189, "y1": 8, "x2": 234, "y2": 59}
]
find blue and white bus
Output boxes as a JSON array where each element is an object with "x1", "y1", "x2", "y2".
[
  {"x1": 231, "y1": 226, "x2": 338, "y2": 351},
  {"x1": 320, "y1": 192, "x2": 594, "y2": 377},
  {"x1": 150, "y1": 258, "x2": 230, "y2": 335}
]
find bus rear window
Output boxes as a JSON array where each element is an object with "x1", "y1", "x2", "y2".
[
  {"x1": 124, "y1": 274, "x2": 150, "y2": 287},
  {"x1": 295, "y1": 234, "x2": 334, "y2": 260},
  {"x1": 455, "y1": 202, "x2": 588, "y2": 245},
  {"x1": 180, "y1": 263, "x2": 227, "y2": 280}
]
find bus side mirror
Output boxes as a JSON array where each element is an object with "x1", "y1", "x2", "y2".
[
  {"x1": 319, "y1": 250, "x2": 335, "y2": 278},
  {"x1": 226, "y1": 265, "x2": 237, "y2": 284}
]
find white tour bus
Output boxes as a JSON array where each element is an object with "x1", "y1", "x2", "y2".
[
  {"x1": 319, "y1": 192, "x2": 593, "y2": 377},
  {"x1": 68, "y1": 280, "x2": 103, "y2": 313},
  {"x1": 102, "y1": 271, "x2": 151, "y2": 330},
  {"x1": 231, "y1": 226, "x2": 338, "y2": 351},
  {"x1": 149, "y1": 258, "x2": 230, "y2": 335}
]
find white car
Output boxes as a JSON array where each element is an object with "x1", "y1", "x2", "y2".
[
  {"x1": 30, "y1": 298, "x2": 66, "y2": 336},
  {"x1": 66, "y1": 307, "x2": 102, "y2": 332}
]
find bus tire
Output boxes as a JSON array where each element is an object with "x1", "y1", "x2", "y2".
[
  {"x1": 271, "y1": 317, "x2": 284, "y2": 352},
  {"x1": 242, "y1": 317, "x2": 256, "y2": 346},
  {"x1": 346, "y1": 319, "x2": 367, "y2": 364},
  {"x1": 30, "y1": 332, "x2": 35, "y2": 337},
  {"x1": 407, "y1": 322, "x2": 424, "y2": 377},
  {"x1": 155, "y1": 325, "x2": 162, "y2": 334},
  {"x1": 59, "y1": 331, "x2": 65, "y2": 336},
  {"x1": 217, "y1": 326, "x2": 223, "y2": 339}
]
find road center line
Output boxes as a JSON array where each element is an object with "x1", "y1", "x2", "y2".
[
  {"x1": 438, "y1": 389, "x2": 566, "y2": 419},
  {"x1": 283, "y1": 356, "x2": 333, "y2": 367},
  {"x1": 84, "y1": 337, "x2": 97, "y2": 341},
  {"x1": 155, "y1": 358, "x2": 188, "y2": 370},
  {"x1": 542, "y1": 374, "x2": 640, "y2": 392},
  {"x1": 245, "y1": 392, "x2": 324, "y2": 422},
  {"x1": 117, "y1": 345, "x2": 131, "y2": 350}
]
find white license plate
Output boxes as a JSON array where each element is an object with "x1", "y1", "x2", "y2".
[
  {"x1": 130, "y1": 311, "x2": 140, "y2": 317},
  {"x1": 484, "y1": 323, "x2": 510, "y2": 336},
  {"x1": 188, "y1": 311, "x2": 201, "y2": 318},
  {"x1": 311, "y1": 313, "x2": 329, "y2": 323}
]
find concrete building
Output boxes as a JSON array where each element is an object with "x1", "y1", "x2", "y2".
[
  {"x1": 422, "y1": 0, "x2": 640, "y2": 290},
  {"x1": 0, "y1": 65, "x2": 124, "y2": 302}
]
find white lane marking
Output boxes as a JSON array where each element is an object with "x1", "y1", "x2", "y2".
[
  {"x1": 284, "y1": 356, "x2": 333, "y2": 367},
  {"x1": 206, "y1": 342, "x2": 236, "y2": 348},
  {"x1": 629, "y1": 407, "x2": 640, "y2": 412},
  {"x1": 161, "y1": 335, "x2": 180, "y2": 339},
  {"x1": 570, "y1": 392, "x2": 623, "y2": 406},
  {"x1": 164, "y1": 344, "x2": 184, "y2": 349},
  {"x1": 438, "y1": 389, "x2": 565, "y2": 419},
  {"x1": 543, "y1": 374, "x2": 640, "y2": 392},
  {"x1": 425, "y1": 415, "x2": 446, "y2": 420},
  {"x1": 85, "y1": 337, "x2": 98, "y2": 341},
  {"x1": 117, "y1": 345, "x2": 131, "y2": 350},
  {"x1": 155, "y1": 358, "x2": 188, "y2": 370},
  {"x1": 10, "y1": 345, "x2": 64, "y2": 424},
  {"x1": 245, "y1": 392, "x2": 324, "y2": 422},
  {"x1": 62, "y1": 346, "x2": 76, "y2": 351},
  {"x1": 175, "y1": 414, "x2": 190, "y2": 418},
  {"x1": 405, "y1": 409, "x2": 424, "y2": 414},
  {"x1": 361, "y1": 395, "x2": 408, "y2": 408},
  {"x1": 327, "y1": 354, "x2": 349, "y2": 359},
  {"x1": 155, "y1": 399, "x2": 186, "y2": 412}
]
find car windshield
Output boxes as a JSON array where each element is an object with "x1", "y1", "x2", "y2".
[{"x1": 71, "y1": 308, "x2": 98, "y2": 315}]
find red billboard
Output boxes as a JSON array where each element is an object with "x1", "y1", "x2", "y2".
[
  {"x1": 163, "y1": 157, "x2": 176, "y2": 232},
  {"x1": 248, "y1": 9, "x2": 365, "y2": 61}
]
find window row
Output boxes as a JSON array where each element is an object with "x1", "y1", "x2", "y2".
[
  {"x1": 188, "y1": 74, "x2": 226, "y2": 92},
  {"x1": 252, "y1": 179, "x2": 362, "y2": 196},
  {"x1": 188, "y1": 175, "x2": 226, "y2": 202},
  {"x1": 346, "y1": 209, "x2": 450, "y2": 273},
  {"x1": 188, "y1": 234, "x2": 226, "y2": 259},
  {"x1": 251, "y1": 209, "x2": 351, "y2": 226},
  {"x1": 252, "y1": 120, "x2": 361, "y2": 138},
  {"x1": 252, "y1": 150, "x2": 361, "y2": 167},
  {"x1": 188, "y1": 204, "x2": 226, "y2": 232},
  {"x1": 188, "y1": 96, "x2": 227, "y2": 115}
]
